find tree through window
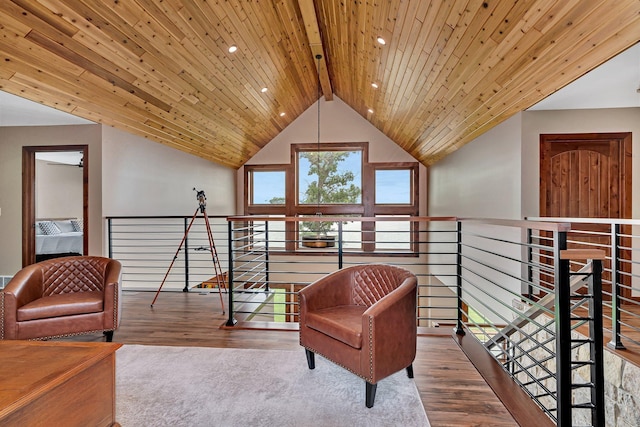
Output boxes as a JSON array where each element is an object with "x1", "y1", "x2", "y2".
[{"x1": 297, "y1": 150, "x2": 361, "y2": 205}]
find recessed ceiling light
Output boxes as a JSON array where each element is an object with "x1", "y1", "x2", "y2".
[
  {"x1": 371, "y1": 82, "x2": 379, "y2": 89},
  {"x1": 279, "y1": 112, "x2": 286, "y2": 117},
  {"x1": 261, "y1": 87, "x2": 268, "y2": 93},
  {"x1": 376, "y1": 36, "x2": 386, "y2": 45},
  {"x1": 367, "y1": 108, "x2": 374, "y2": 114},
  {"x1": 228, "y1": 45, "x2": 238, "y2": 53}
]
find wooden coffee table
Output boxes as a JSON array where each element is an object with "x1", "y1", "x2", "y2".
[{"x1": 0, "y1": 340, "x2": 122, "y2": 426}]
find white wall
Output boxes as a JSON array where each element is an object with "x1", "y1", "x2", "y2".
[
  {"x1": 36, "y1": 159, "x2": 83, "y2": 219},
  {"x1": 101, "y1": 127, "x2": 236, "y2": 217},
  {"x1": 0, "y1": 124, "x2": 237, "y2": 276},
  {"x1": 0, "y1": 124, "x2": 103, "y2": 275},
  {"x1": 239, "y1": 96, "x2": 427, "y2": 214},
  {"x1": 429, "y1": 114, "x2": 523, "y2": 219}
]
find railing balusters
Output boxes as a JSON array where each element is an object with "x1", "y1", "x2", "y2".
[
  {"x1": 226, "y1": 219, "x2": 236, "y2": 326},
  {"x1": 183, "y1": 216, "x2": 189, "y2": 292},
  {"x1": 589, "y1": 258, "x2": 605, "y2": 427},
  {"x1": 455, "y1": 220, "x2": 465, "y2": 336},
  {"x1": 608, "y1": 223, "x2": 625, "y2": 350},
  {"x1": 107, "y1": 214, "x2": 638, "y2": 426},
  {"x1": 555, "y1": 232, "x2": 571, "y2": 427}
]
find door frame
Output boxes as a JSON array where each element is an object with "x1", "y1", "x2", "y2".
[
  {"x1": 22, "y1": 145, "x2": 89, "y2": 267},
  {"x1": 540, "y1": 132, "x2": 632, "y2": 219}
]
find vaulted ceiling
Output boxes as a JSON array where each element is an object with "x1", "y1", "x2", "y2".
[{"x1": 0, "y1": 1, "x2": 638, "y2": 169}]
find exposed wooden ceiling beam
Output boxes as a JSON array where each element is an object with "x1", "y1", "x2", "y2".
[{"x1": 298, "y1": 0, "x2": 333, "y2": 101}]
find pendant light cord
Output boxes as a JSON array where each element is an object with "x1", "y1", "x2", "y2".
[{"x1": 316, "y1": 54, "x2": 322, "y2": 211}]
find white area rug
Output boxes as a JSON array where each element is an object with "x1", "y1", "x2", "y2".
[{"x1": 116, "y1": 345, "x2": 430, "y2": 427}]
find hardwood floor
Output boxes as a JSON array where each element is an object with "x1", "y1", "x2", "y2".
[{"x1": 70, "y1": 290, "x2": 522, "y2": 426}]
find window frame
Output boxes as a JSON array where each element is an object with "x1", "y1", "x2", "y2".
[
  {"x1": 292, "y1": 142, "x2": 367, "y2": 216},
  {"x1": 244, "y1": 142, "x2": 420, "y2": 252},
  {"x1": 245, "y1": 164, "x2": 291, "y2": 215},
  {"x1": 372, "y1": 163, "x2": 419, "y2": 215}
]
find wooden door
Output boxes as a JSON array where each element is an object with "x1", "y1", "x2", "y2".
[{"x1": 540, "y1": 132, "x2": 632, "y2": 297}]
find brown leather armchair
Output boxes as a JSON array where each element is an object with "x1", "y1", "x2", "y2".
[
  {"x1": 299, "y1": 263, "x2": 417, "y2": 408},
  {"x1": 1, "y1": 256, "x2": 122, "y2": 342}
]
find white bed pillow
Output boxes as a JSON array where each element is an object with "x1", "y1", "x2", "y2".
[
  {"x1": 39, "y1": 221, "x2": 61, "y2": 235},
  {"x1": 71, "y1": 219, "x2": 83, "y2": 232},
  {"x1": 54, "y1": 220, "x2": 75, "y2": 233}
]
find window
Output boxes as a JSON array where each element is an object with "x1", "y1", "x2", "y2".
[
  {"x1": 251, "y1": 171, "x2": 285, "y2": 205},
  {"x1": 297, "y1": 149, "x2": 362, "y2": 205},
  {"x1": 245, "y1": 165, "x2": 289, "y2": 215},
  {"x1": 244, "y1": 142, "x2": 419, "y2": 252},
  {"x1": 375, "y1": 169, "x2": 411, "y2": 204}
]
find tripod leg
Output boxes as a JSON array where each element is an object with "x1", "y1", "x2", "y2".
[
  {"x1": 151, "y1": 208, "x2": 199, "y2": 307},
  {"x1": 203, "y1": 213, "x2": 225, "y2": 314}
]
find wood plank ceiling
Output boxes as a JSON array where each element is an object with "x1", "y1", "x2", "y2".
[{"x1": 0, "y1": 1, "x2": 638, "y2": 169}]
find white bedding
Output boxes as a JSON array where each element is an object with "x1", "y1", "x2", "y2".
[{"x1": 36, "y1": 231, "x2": 83, "y2": 255}]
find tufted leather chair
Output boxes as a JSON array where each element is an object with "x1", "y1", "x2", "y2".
[
  {"x1": 299, "y1": 263, "x2": 417, "y2": 408},
  {"x1": 1, "y1": 256, "x2": 122, "y2": 341}
]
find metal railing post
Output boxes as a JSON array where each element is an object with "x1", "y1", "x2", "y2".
[
  {"x1": 183, "y1": 216, "x2": 189, "y2": 292},
  {"x1": 608, "y1": 223, "x2": 625, "y2": 350},
  {"x1": 107, "y1": 218, "x2": 113, "y2": 258},
  {"x1": 455, "y1": 220, "x2": 465, "y2": 336},
  {"x1": 226, "y1": 220, "x2": 236, "y2": 326},
  {"x1": 555, "y1": 230, "x2": 571, "y2": 426},
  {"x1": 527, "y1": 228, "x2": 533, "y2": 298},
  {"x1": 590, "y1": 258, "x2": 605, "y2": 427},
  {"x1": 338, "y1": 221, "x2": 343, "y2": 269},
  {"x1": 264, "y1": 221, "x2": 270, "y2": 292}
]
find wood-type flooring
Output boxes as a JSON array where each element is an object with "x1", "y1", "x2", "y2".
[{"x1": 66, "y1": 290, "x2": 524, "y2": 426}]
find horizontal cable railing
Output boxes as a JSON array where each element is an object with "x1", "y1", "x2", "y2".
[
  {"x1": 106, "y1": 215, "x2": 633, "y2": 425},
  {"x1": 528, "y1": 217, "x2": 640, "y2": 353},
  {"x1": 225, "y1": 216, "x2": 459, "y2": 326},
  {"x1": 452, "y1": 218, "x2": 607, "y2": 425},
  {"x1": 226, "y1": 216, "x2": 609, "y2": 425},
  {"x1": 107, "y1": 215, "x2": 229, "y2": 293}
]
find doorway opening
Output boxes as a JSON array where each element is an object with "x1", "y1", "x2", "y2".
[{"x1": 22, "y1": 145, "x2": 88, "y2": 267}]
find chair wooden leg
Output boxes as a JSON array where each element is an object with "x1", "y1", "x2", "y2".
[
  {"x1": 104, "y1": 331, "x2": 114, "y2": 342},
  {"x1": 305, "y1": 349, "x2": 315, "y2": 369},
  {"x1": 406, "y1": 364, "x2": 414, "y2": 378},
  {"x1": 365, "y1": 382, "x2": 377, "y2": 408}
]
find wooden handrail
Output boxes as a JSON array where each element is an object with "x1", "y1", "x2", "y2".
[
  {"x1": 560, "y1": 249, "x2": 606, "y2": 260},
  {"x1": 226, "y1": 215, "x2": 457, "y2": 222}
]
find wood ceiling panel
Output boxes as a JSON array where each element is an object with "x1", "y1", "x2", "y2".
[
  {"x1": 318, "y1": 0, "x2": 639, "y2": 164},
  {"x1": 0, "y1": 0, "x2": 637, "y2": 168}
]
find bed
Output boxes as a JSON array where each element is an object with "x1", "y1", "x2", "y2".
[{"x1": 36, "y1": 218, "x2": 83, "y2": 261}]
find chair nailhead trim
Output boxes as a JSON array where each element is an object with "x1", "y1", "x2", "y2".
[
  {"x1": 29, "y1": 329, "x2": 115, "y2": 341},
  {"x1": 301, "y1": 344, "x2": 372, "y2": 383},
  {"x1": 368, "y1": 316, "x2": 374, "y2": 381},
  {"x1": 0, "y1": 292, "x2": 5, "y2": 340},
  {"x1": 113, "y1": 283, "x2": 118, "y2": 329}
]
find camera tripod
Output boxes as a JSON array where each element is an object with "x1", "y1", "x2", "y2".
[{"x1": 150, "y1": 190, "x2": 226, "y2": 313}]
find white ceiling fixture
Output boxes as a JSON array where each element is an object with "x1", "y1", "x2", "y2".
[{"x1": 35, "y1": 151, "x2": 83, "y2": 166}]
